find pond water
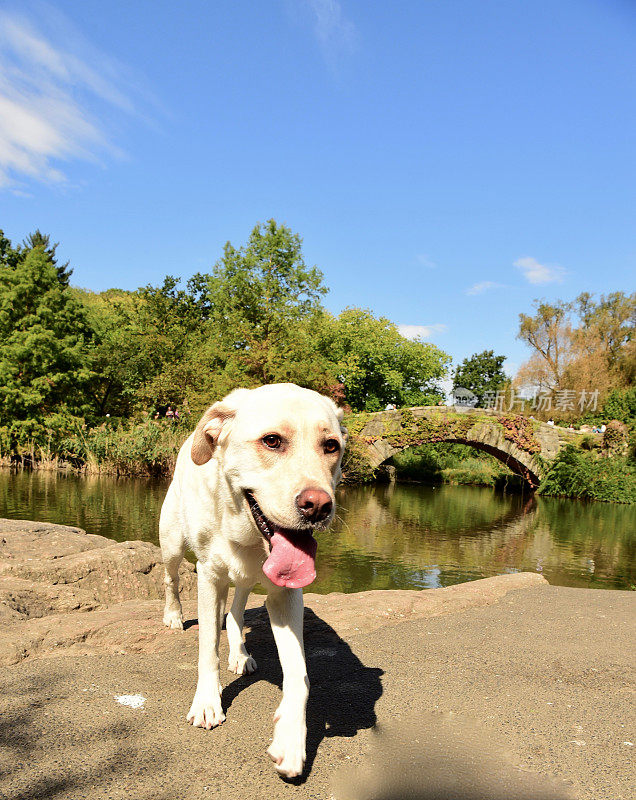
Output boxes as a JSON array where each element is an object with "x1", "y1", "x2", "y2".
[{"x1": 1, "y1": 469, "x2": 634, "y2": 592}]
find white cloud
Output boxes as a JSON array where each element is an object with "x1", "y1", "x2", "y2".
[
  {"x1": 514, "y1": 256, "x2": 566, "y2": 285},
  {"x1": 301, "y1": 0, "x2": 358, "y2": 65},
  {"x1": 465, "y1": 280, "x2": 505, "y2": 295},
  {"x1": 0, "y1": 9, "x2": 145, "y2": 190},
  {"x1": 398, "y1": 323, "x2": 447, "y2": 340}
]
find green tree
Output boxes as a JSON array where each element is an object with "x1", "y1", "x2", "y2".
[
  {"x1": 73, "y1": 287, "x2": 154, "y2": 417},
  {"x1": 201, "y1": 219, "x2": 328, "y2": 384},
  {"x1": 602, "y1": 387, "x2": 636, "y2": 426},
  {"x1": 318, "y1": 308, "x2": 450, "y2": 411},
  {"x1": 0, "y1": 245, "x2": 93, "y2": 447},
  {"x1": 75, "y1": 276, "x2": 213, "y2": 417},
  {"x1": 22, "y1": 229, "x2": 73, "y2": 287},
  {"x1": 453, "y1": 349, "x2": 507, "y2": 406},
  {"x1": 0, "y1": 229, "x2": 21, "y2": 269}
]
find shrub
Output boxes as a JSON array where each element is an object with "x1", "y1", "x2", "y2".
[
  {"x1": 603, "y1": 420, "x2": 629, "y2": 454},
  {"x1": 340, "y1": 433, "x2": 376, "y2": 483},
  {"x1": 539, "y1": 445, "x2": 636, "y2": 504}
]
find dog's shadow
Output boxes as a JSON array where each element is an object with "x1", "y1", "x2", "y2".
[{"x1": 218, "y1": 603, "x2": 384, "y2": 781}]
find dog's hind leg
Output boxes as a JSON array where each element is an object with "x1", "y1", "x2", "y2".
[
  {"x1": 227, "y1": 584, "x2": 257, "y2": 675},
  {"x1": 159, "y1": 492, "x2": 185, "y2": 630}
]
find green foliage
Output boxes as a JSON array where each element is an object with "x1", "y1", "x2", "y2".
[
  {"x1": 0, "y1": 222, "x2": 453, "y2": 472},
  {"x1": 199, "y1": 219, "x2": 331, "y2": 387},
  {"x1": 0, "y1": 242, "x2": 94, "y2": 448},
  {"x1": 539, "y1": 445, "x2": 636, "y2": 504},
  {"x1": 0, "y1": 229, "x2": 21, "y2": 269},
  {"x1": 319, "y1": 309, "x2": 450, "y2": 411},
  {"x1": 22, "y1": 229, "x2": 72, "y2": 287},
  {"x1": 392, "y1": 443, "x2": 508, "y2": 486},
  {"x1": 72, "y1": 287, "x2": 154, "y2": 417},
  {"x1": 71, "y1": 222, "x2": 450, "y2": 416},
  {"x1": 62, "y1": 417, "x2": 190, "y2": 477},
  {"x1": 453, "y1": 349, "x2": 507, "y2": 405},
  {"x1": 579, "y1": 434, "x2": 597, "y2": 451},
  {"x1": 603, "y1": 420, "x2": 629, "y2": 454},
  {"x1": 205, "y1": 220, "x2": 326, "y2": 336},
  {"x1": 602, "y1": 387, "x2": 636, "y2": 425}
]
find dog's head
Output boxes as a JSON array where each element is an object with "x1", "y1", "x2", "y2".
[{"x1": 190, "y1": 383, "x2": 347, "y2": 588}]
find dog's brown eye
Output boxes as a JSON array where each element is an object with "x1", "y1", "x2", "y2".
[
  {"x1": 324, "y1": 439, "x2": 340, "y2": 454},
  {"x1": 262, "y1": 434, "x2": 282, "y2": 449}
]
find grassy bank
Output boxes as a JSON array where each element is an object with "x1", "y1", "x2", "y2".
[{"x1": 1, "y1": 418, "x2": 189, "y2": 477}]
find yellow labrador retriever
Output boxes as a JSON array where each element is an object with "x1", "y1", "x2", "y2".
[{"x1": 159, "y1": 383, "x2": 346, "y2": 778}]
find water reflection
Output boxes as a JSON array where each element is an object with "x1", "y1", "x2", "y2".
[{"x1": 0, "y1": 470, "x2": 633, "y2": 592}]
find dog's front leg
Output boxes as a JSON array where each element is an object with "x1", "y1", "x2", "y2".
[
  {"x1": 187, "y1": 561, "x2": 228, "y2": 729},
  {"x1": 266, "y1": 586, "x2": 308, "y2": 778}
]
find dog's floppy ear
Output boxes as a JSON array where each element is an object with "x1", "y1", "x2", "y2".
[
  {"x1": 326, "y1": 398, "x2": 348, "y2": 443},
  {"x1": 191, "y1": 388, "x2": 249, "y2": 465}
]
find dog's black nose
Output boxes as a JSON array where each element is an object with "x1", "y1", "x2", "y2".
[{"x1": 296, "y1": 489, "x2": 333, "y2": 523}]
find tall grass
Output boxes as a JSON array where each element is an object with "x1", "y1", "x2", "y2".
[
  {"x1": 0, "y1": 417, "x2": 190, "y2": 477},
  {"x1": 62, "y1": 419, "x2": 190, "y2": 476}
]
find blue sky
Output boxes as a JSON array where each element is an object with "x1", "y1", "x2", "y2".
[{"x1": 0, "y1": 0, "x2": 634, "y2": 380}]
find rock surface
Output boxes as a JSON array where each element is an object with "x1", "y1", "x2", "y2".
[
  {"x1": 0, "y1": 519, "x2": 197, "y2": 661},
  {"x1": 0, "y1": 519, "x2": 196, "y2": 607},
  {"x1": 0, "y1": 519, "x2": 633, "y2": 800},
  {"x1": 0, "y1": 518, "x2": 545, "y2": 665}
]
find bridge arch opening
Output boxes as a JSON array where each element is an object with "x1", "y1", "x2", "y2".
[
  {"x1": 382, "y1": 440, "x2": 540, "y2": 490},
  {"x1": 356, "y1": 407, "x2": 549, "y2": 490}
]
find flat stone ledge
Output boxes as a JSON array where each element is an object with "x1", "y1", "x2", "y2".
[
  {"x1": 0, "y1": 518, "x2": 196, "y2": 616},
  {"x1": 0, "y1": 518, "x2": 549, "y2": 665},
  {"x1": 304, "y1": 571, "x2": 548, "y2": 637}
]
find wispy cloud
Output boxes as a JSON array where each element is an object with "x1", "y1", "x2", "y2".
[
  {"x1": 514, "y1": 256, "x2": 566, "y2": 285},
  {"x1": 300, "y1": 0, "x2": 358, "y2": 66},
  {"x1": 465, "y1": 280, "x2": 506, "y2": 296},
  {"x1": 0, "y1": 8, "x2": 147, "y2": 190},
  {"x1": 398, "y1": 323, "x2": 447, "y2": 341},
  {"x1": 416, "y1": 253, "x2": 436, "y2": 269}
]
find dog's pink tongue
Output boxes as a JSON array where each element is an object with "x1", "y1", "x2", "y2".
[{"x1": 262, "y1": 531, "x2": 317, "y2": 589}]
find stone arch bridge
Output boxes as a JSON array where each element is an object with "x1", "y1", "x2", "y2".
[{"x1": 351, "y1": 406, "x2": 586, "y2": 489}]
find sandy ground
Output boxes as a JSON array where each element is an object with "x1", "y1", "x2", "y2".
[{"x1": 1, "y1": 581, "x2": 633, "y2": 800}]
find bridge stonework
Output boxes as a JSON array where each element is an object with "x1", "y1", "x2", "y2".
[{"x1": 352, "y1": 406, "x2": 582, "y2": 489}]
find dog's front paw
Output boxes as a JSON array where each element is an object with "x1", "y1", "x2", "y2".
[
  {"x1": 267, "y1": 712, "x2": 306, "y2": 778},
  {"x1": 163, "y1": 609, "x2": 184, "y2": 630},
  {"x1": 228, "y1": 649, "x2": 257, "y2": 675},
  {"x1": 187, "y1": 687, "x2": 225, "y2": 730}
]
